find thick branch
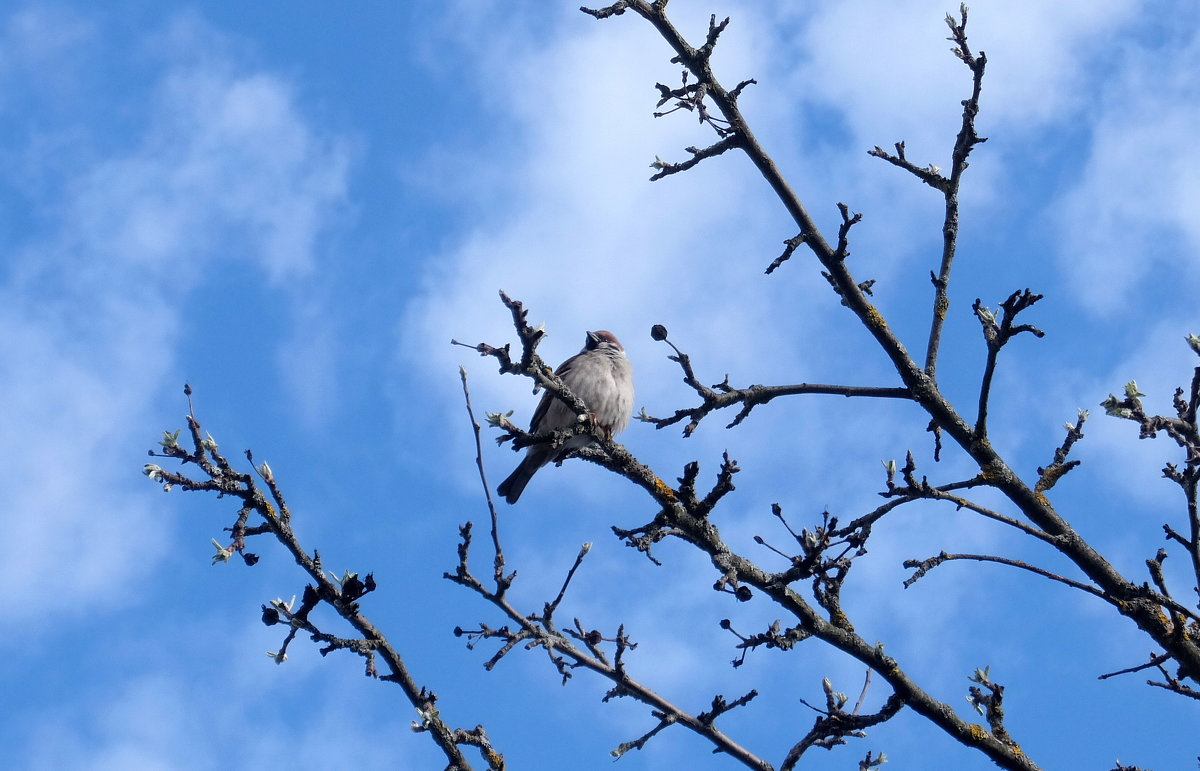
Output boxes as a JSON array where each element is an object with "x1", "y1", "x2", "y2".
[{"x1": 582, "y1": 0, "x2": 1200, "y2": 760}]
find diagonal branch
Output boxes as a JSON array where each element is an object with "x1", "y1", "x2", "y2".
[
  {"x1": 145, "y1": 388, "x2": 495, "y2": 771},
  {"x1": 651, "y1": 134, "x2": 742, "y2": 180},
  {"x1": 446, "y1": 519, "x2": 773, "y2": 769}
]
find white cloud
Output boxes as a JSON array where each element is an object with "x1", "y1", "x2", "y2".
[
  {"x1": 394, "y1": 4, "x2": 1197, "y2": 766},
  {"x1": 0, "y1": 4, "x2": 94, "y2": 111},
  {"x1": 400, "y1": 4, "x2": 878, "y2": 496},
  {"x1": 0, "y1": 9, "x2": 352, "y2": 630},
  {"x1": 778, "y1": 0, "x2": 1137, "y2": 145},
  {"x1": 71, "y1": 53, "x2": 351, "y2": 281},
  {"x1": 1055, "y1": 20, "x2": 1200, "y2": 314},
  {"x1": 1080, "y1": 319, "x2": 1200, "y2": 510},
  {"x1": 19, "y1": 627, "x2": 417, "y2": 770}
]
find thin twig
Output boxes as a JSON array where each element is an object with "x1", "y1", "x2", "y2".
[{"x1": 458, "y1": 367, "x2": 511, "y2": 595}]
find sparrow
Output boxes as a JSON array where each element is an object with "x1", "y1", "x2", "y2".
[{"x1": 497, "y1": 330, "x2": 634, "y2": 504}]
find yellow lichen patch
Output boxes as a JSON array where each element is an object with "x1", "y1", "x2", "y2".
[
  {"x1": 829, "y1": 609, "x2": 855, "y2": 633},
  {"x1": 653, "y1": 476, "x2": 677, "y2": 501},
  {"x1": 968, "y1": 723, "x2": 989, "y2": 742},
  {"x1": 864, "y1": 304, "x2": 888, "y2": 329},
  {"x1": 1035, "y1": 462, "x2": 1070, "y2": 493}
]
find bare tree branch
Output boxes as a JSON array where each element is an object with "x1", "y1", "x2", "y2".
[{"x1": 145, "y1": 386, "x2": 497, "y2": 771}]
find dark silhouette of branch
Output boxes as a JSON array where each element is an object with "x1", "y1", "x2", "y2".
[
  {"x1": 973, "y1": 289, "x2": 1045, "y2": 438},
  {"x1": 148, "y1": 3, "x2": 1200, "y2": 769},
  {"x1": 867, "y1": 453, "x2": 1054, "y2": 542},
  {"x1": 965, "y1": 666, "x2": 1016, "y2": 748},
  {"x1": 446, "y1": 511, "x2": 773, "y2": 768},
  {"x1": 476, "y1": 302, "x2": 1036, "y2": 768},
  {"x1": 902, "y1": 551, "x2": 1105, "y2": 597},
  {"x1": 144, "y1": 385, "x2": 498, "y2": 771},
  {"x1": 765, "y1": 233, "x2": 805, "y2": 274},
  {"x1": 640, "y1": 324, "x2": 911, "y2": 436},
  {"x1": 450, "y1": 368, "x2": 772, "y2": 768},
  {"x1": 779, "y1": 673, "x2": 901, "y2": 771},
  {"x1": 458, "y1": 367, "x2": 515, "y2": 596},
  {"x1": 581, "y1": 0, "x2": 1200, "y2": 709},
  {"x1": 869, "y1": 4, "x2": 989, "y2": 379},
  {"x1": 650, "y1": 134, "x2": 742, "y2": 180},
  {"x1": 575, "y1": 1, "x2": 1200, "y2": 767},
  {"x1": 1098, "y1": 652, "x2": 1173, "y2": 680}
]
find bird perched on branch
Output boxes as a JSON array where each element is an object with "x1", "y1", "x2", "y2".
[{"x1": 497, "y1": 330, "x2": 634, "y2": 504}]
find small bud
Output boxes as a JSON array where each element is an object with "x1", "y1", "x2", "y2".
[
  {"x1": 734, "y1": 586, "x2": 753, "y2": 602},
  {"x1": 1100, "y1": 394, "x2": 1132, "y2": 419},
  {"x1": 415, "y1": 706, "x2": 440, "y2": 728},
  {"x1": 651, "y1": 324, "x2": 668, "y2": 341},
  {"x1": 211, "y1": 538, "x2": 233, "y2": 565},
  {"x1": 342, "y1": 573, "x2": 366, "y2": 600}
]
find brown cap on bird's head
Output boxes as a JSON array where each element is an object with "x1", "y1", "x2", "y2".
[{"x1": 586, "y1": 330, "x2": 623, "y2": 351}]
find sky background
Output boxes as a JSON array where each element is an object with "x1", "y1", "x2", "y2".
[{"x1": 2, "y1": 0, "x2": 1199, "y2": 769}]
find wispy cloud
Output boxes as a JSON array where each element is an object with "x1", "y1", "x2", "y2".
[
  {"x1": 0, "y1": 8, "x2": 352, "y2": 630},
  {"x1": 1054, "y1": 17, "x2": 1200, "y2": 315}
]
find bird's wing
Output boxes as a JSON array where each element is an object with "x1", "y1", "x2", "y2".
[{"x1": 529, "y1": 353, "x2": 579, "y2": 431}]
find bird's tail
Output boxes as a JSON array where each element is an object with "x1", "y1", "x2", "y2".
[{"x1": 497, "y1": 457, "x2": 537, "y2": 504}]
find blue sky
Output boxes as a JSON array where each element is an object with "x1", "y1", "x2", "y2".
[{"x1": 2, "y1": 0, "x2": 1199, "y2": 769}]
